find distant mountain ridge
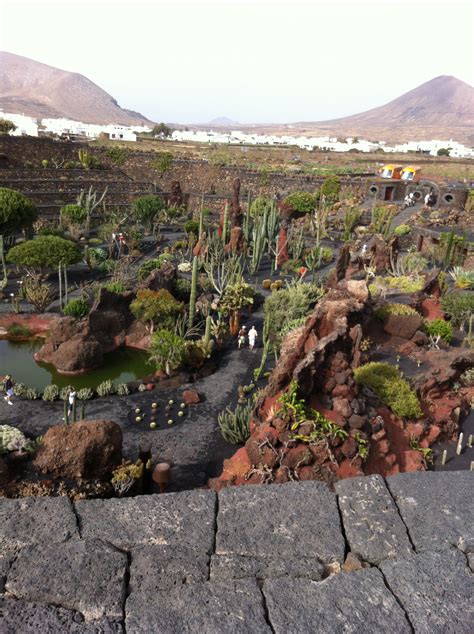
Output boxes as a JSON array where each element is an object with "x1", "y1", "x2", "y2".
[
  {"x1": 0, "y1": 52, "x2": 152, "y2": 126},
  {"x1": 207, "y1": 116, "x2": 241, "y2": 127}
]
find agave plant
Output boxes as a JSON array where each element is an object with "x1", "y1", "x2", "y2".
[{"x1": 449, "y1": 266, "x2": 474, "y2": 290}]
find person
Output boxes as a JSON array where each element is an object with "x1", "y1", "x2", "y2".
[
  {"x1": 67, "y1": 387, "x2": 77, "y2": 419},
  {"x1": 248, "y1": 325, "x2": 258, "y2": 351},
  {"x1": 424, "y1": 191, "x2": 432, "y2": 207},
  {"x1": 237, "y1": 326, "x2": 247, "y2": 349},
  {"x1": 2, "y1": 375, "x2": 14, "y2": 405}
]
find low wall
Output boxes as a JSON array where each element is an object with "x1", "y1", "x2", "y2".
[{"x1": 0, "y1": 471, "x2": 472, "y2": 631}]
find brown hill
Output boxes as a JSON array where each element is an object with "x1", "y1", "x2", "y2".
[
  {"x1": 0, "y1": 52, "x2": 152, "y2": 126},
  {"x1": 247, "y1": 76, "x2": 474, "y2": 145}
]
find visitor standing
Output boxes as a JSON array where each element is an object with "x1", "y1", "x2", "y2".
[
  {"x1": 248, "y1": 325, "x2": 258, "y2": 351},
  {"x1": 2, "y1": 375, "x2": 14, "y2": 405},
  {"x1": 237, "y1": 326, "x2": 247, "y2": 349},
  {"x1": 67, "y1": 388, "x2": 77, "y2": 419}
]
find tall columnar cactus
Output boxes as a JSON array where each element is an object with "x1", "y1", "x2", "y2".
[
  {"x1": 0, "y1": 425, "x2": 27, "y2": 455},
  {"x1": 222, "y1": 203, "x2": 229, "y2": 244},
  {"x1": 203, "y1": 314, "x2": 212, "y2": 349},
  {"x1": 63, "y1": 401, "x2": 69, "y2": 425},
  {"x1": 188, "y1": 255, "x2": 198, "y2": 330},
  {"x1": 199, "y1": 195, "x2": 205, "y2": 237},
  {"x1": 244, "y1": 192, "x2": 252, "y2": 243}
]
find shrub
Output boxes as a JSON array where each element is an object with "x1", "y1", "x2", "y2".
[
  {"x1": 174, "y1": 277, "x2": 191, "y2": 301},
  {"x1": 77, "y1": 387, "x2": 94, "y2": 400},
  {"x1": 449, "y1": 266, "x2": 474, "y2": 290},
  {"x1": 60, "y1": 204, "x2": 87, "y2": 225},
  {"x1": 25, "y1": 387, "x2": 39, "y2": 400},
  {"x1": 283, "y1": 191, "x2": 317, "y2": 214},
  {"x1": 149, "y1": 329, "x2": 186, "y2": 375},
  {"x1": 0, "y1": 188, "x2": 37, "y2": 237},
  {"x1": 96, "y1": 380, "x2": 115, "y2": 397},
  {"x1": 23, "y1": 278, "x2": 55, "y2": 312},
  {"x1": 133, "y1": 195, "x2": 165, "y2": 230},
  {"x1": 250, "y1": 196, "x2": 273, "y2": 217},
  {"x1": 424, "y1": 318, "x2": 453, "y2": 344},
  {"x1": 116, "y1": 383, "x2": 130, "y2": 396},
  {"x1": 374, "y1": 303, "x2": 418, "y2": 321},
  {"x1": 104, "y1": 281, "x2": 126, "y2": 294},
  {"x1": 400, "y1": 252, "x2": 428, "y2": 275},
  {"x1": 13, "y1": 382, "x2": 26, "y2": 397},
  {"x1": 42, "y1": 384, "x2": 60, "y2": 401},
  {"x1": 184, "y1": 220, "x2": 200, "y2": 235},
  {"x1": 369, "y1": 276, "x2": 424, "y2": 295},
  {"x1": 354, "y1": 362, "x2": 423, "y2": 419},
  {"x1": 394, "y1": 224, "x2": 411, "y2": 236},
  {"x1": 218, "y1": 400, "x2": 252, "y2": 444},
  {"x1": 319, "y1": 175, "x2": 341, "y2": 203},
  {"x1": 63, "y1": 298, "x2": 89, "y2": 319},
  {"x1": 7, "y1": 236, "x2": 82, "y2": 275},
  {"x1": 0, "y1": 425, "x2": 27, "y2": 455},
  {"x1": 106, "y1": 147, "x2": 129, "y2": 166},
  {"x1": 137, "y1": 254, "x2": 174, "y2": 281},
  {"x1": 441, "y1": 292, "x2": 474, "y2": 327},
  {"x1": 264, "y1": 282, "x2": 324, "y2": 346},
  {"x1": 7, "y1": 323, "x2": 32, "y2": 338},
  {"x1": 59, "y1": 386, "x2": 74, "y2": 401},
  {"x1": 130, "y1": 289, "x2": 183, "y2": 331}
]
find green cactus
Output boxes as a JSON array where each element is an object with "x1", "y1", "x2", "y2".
[
  {"x1": 199, "y1": 195, "x2": 205, "y2": 237},
  {"x1": 63, "y1": 400, "x2": 69, "y2": 425},
  {"x1": 188, "y1": 255, "x2": 198, "y2": 330},
  {"x1": 218, "y1": 401, "x2": 252, "y2": 444},
  {"x1": 0, "y1": 425, "x2": 27, "y2": 455},
  {"x1": 222, "y1": 202, "x2": 229, "y2": 244}
]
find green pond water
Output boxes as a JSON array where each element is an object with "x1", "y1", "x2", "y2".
[{"x1": 0, "y1": 339, "x2": 152, "y2": 391}]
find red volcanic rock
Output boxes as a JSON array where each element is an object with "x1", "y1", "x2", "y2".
[
  {"x1": 400, "y1": 450, "x2": 425, "y2": 472},
  {"x1": 33, "y1": 420, "x2": 122, "y2": 480},
  {"x1": 221, "y1": 447, "x2": 252, "y2": 480},
  {"x1": 333, "y1": 398, "x2": 352, "y2": 418},
  {"x1": 341, "y1": 436, "x2": 357, "y2": 459},
  {"x1": 182, "y1": 390, "x2": 200, "y2": 405},
  {"x1": 296, "y1": 465, "x2": 317, "y2": 481},
  {"x1": 348, "y1": 414, "x2": 365, "y2": 429},
  {"x1": 420, "y1": 298, "x2": 444, "y2": 321},
  {"x1": 274, "y1": 467, "x2": 290, "y2": 484},
  {"x1": 332, "y1": 384, "x2": 351, "y2": 398},
  {"x1": 281, "y1": 445, "x2": 313, "y2": 469}
]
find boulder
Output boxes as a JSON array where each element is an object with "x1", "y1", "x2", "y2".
[
  {"x1": 140, "y1": 261, "x2": 176, "y2": 293},
  {"x1": 182, "y1": 389, "x2": 200, "y2": 405},
  {"x1": 33, "y1": 420, "x2": 123, "y2": 480},
  {"x1": 383, "y1": 313, "x2": 423, "y2": 340}
]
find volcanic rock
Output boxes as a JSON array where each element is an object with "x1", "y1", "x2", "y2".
[{"x1": 33, "y1": 420, "x2": 123, "y2": 480}]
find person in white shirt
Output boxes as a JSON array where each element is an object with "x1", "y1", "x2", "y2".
[{"x1": 248, "y1": 326, "x2": 258, "y2": 351}]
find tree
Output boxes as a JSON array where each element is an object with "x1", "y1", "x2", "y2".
[
  {"x1": 133, "y1": 195, "x2": 166, "y2": 231},
  {"x1": 0, "y1": 188, "x2": 37, "y2": 238},
  {"x1": 152, "y1": 123, "x2": 173, "y2": 138},
  {"x1": 220, "y1": 281, "x2": 255, "y2": 336},
  {"x1": 130, "y1": 289, "x2": 183, "y2": 333},
  {"x1": 437, "y1": 148, "x2": 451, "y2": 157},
  {"x1": 7, "y1": 236, "x2": 82, "y2": 277},
  {"x1": 0, "y1": 119, "x2": 17, "y2": 135}
]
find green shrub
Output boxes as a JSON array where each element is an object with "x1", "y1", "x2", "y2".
[
  {"x1": 25, "y1": 387, "x2": 39, "y2": 400},
  {"x1": 106, "y1": 147, "x2": 129, "y2": 166},
  {"x1": 13, "y1": 383, "x2": 26, "y2": 397},
  {"x1": 96, "y1": 380, "x2": 115, "y2": 397},
  {"x1": 283, "y1": 191, "x2": 317, "y2": 214},
  {"x1": 424, "y1": 318, "x2": 453, "y2": 343},
  {"x1": 354, "y1": 362, "x2": 423, "y2": 419},
  {"x1": 319, "y1": 175, "x2": 341, "y2": 203},
  {"x1": 374, "y1": 303, "x2": 418, "y2": 320},
  {"x1": 369, "y1": 276, "x2": 424, "y2": 295},
  {"x1": 441, "y1": 292, "x2": 474, "y2": 327},
  {"x1": 0, "y1": 188, "x2": 37, "y2": 237},
  {"x1": 7, "y1": 236, "x2": 81, "y2": 274},
  {"x1": 174, "y1": 277, "x2": 191, "y2": 301},
  {"x1": 250, "y1": 196, "x2": 273, "y2": 217},
  {"x1": 104, "y1": 281, "x2": 126, "y2": 294},
  {"x1": 7, "y1": 323, "x2": 33, "y2": 338},
  {"x1": 184, "y1": 220, "x2": 200, "y2": 235},
  {"x1": 60, "y1": 204, "x2": 87, "y2": 225},
  {"x1": 149, "y1": 329, "x2": 186, "y2": 375},
  {"x1": 130, "y1": 289, "x2": 183, "y2": 331},
  {"x1": 264, "y1": 282, "x2": 324, "y2": 346},
  {"x1": 218, "y1": 400, "x2": 252, "y2": 444},
  {"x1": 0, "y1": 425, "x2": 27, "y2": 454},
  {"x1": 59, "y1": 386, "x2": 74, "y2": 401},
  {"x1": 394, "y1": 224, "x2": 411, "y2": 236},
  {"x1": 137, "y1": 254, "x2": 174, "y2": 281},
  {"x1": 42, "y1": 384, "x2": 60, "y2": 401},
  {"x1": 133, "y1": 195, "x2": 165, "y2": 230},
  {"x1": 77, "y1": 387, "x2": 94, "y2": 400},
  {"x1": 63, "y1": 298, "x2": 89, "y2": 319}
]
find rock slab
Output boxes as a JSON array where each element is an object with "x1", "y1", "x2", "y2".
[
  {"x1": 381, "y1": 548, "x2": 474, "y2": 633},
  {"x1": 216, "y1": 481, "x2": 345, "y2": 564},
  {"x1": 336, "y1": 474, "x2": 413, "y2": 564},
  {"x1": 263, "y1": 568, "x2": 411, "y2": 633}
]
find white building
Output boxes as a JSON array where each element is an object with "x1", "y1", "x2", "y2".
[{"x1": 0, "y1": 111, "x2": 151, "y2": 142}]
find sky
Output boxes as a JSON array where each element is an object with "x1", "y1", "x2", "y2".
[{"x1": 0, "y1": 0, "x2": 472, "y2": 124}]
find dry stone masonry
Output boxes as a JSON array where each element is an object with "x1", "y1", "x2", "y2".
[{"x1": 0, "y1": 471, "x2": 472, "y2": 632}]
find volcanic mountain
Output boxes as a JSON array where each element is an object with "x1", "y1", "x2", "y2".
[
  {"x1": 252, "y1": 76, "x2": 474, "y2": 144},
  {"x1": 0, "y1": 52, "x2": 152, "y2": 126}
]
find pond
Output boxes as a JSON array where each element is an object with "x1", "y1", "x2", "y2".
[{"x1": 0, "y1": 339, "x2": 152, "y2": 392}]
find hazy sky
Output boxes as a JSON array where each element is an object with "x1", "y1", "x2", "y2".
[{"x1": 1, "y1": 0, "x2": 472, "y2": 124}]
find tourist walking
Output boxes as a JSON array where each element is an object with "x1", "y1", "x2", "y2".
[
  {"x1": 2, "y1": 375, "x2": 14, "y2": 405},
  {"x1": 248, "y1": 325, "x2": 258, "y2": 351},
  {"x1": 237, "y1": 326, "x2": 247, "y2": 349}
]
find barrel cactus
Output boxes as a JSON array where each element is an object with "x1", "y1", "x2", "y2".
[{"x1": 0, "y1": 425, "x2": 27, "y2": 454}]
